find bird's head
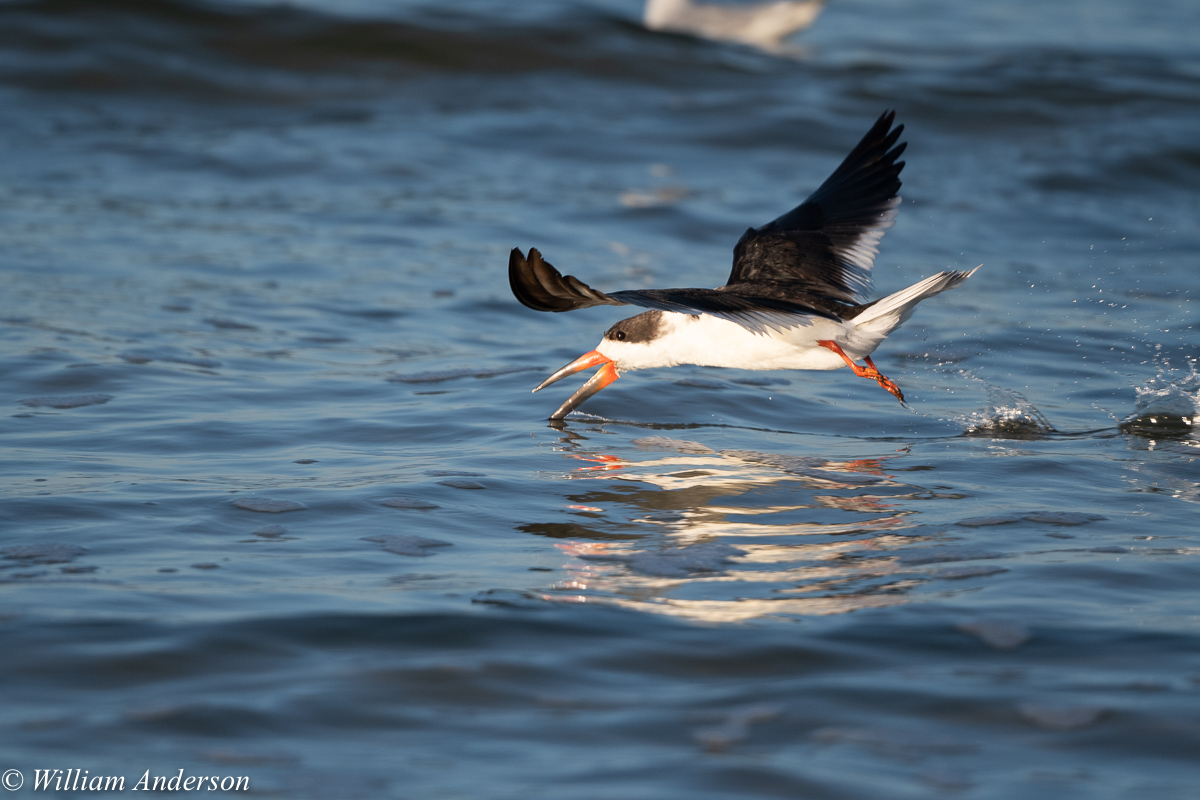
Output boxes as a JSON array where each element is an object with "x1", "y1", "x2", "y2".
[
  {"x1": 594, "y1": 310, "x2": 669, "y2": 369},
  {"x1": 532, "y1": 310, "x2": 672, "y2": 419}
]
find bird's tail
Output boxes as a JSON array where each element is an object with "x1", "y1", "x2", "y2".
[{"x1": 850, "y1": 266, "x2": 979, "y2": 337}]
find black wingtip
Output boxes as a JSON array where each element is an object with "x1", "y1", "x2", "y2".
[
  {"x1": 810, "y1": 110, "x2": 907, "y2": 207},
  {"x1": 509, "y1": 246, "x2": 561, "y2": 312},
  {"x1": 508, "y1": 246, "x2": 624, "y2": 313}
]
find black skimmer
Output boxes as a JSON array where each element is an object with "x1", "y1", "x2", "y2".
[
  {"x1": 644, "y1": 0, "x2": 825, "y2": 50},
  {"x1": 510, "y1": 111, "x2": 978, "y2": 420}
]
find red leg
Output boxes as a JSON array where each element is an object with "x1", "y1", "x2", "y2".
[{"x1": 817, "y1": 341, "x2": 905, "y2": 403}]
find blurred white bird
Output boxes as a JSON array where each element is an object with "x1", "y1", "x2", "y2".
[{"x1": 643, "y1": 0, "x2": 825, "y2": 50}]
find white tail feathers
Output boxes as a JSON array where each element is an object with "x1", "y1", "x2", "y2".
[{"x1": 852, "y1": 266, "x2": 980, "y2": 335}]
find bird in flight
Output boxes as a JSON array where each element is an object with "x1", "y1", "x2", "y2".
[{"x1": 510, "y1": 111, "x2": 978, "y2": 420}]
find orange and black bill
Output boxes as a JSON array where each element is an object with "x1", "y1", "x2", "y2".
[{"x1": 533, "y1": 350, "x2": 620, "y2": 420}]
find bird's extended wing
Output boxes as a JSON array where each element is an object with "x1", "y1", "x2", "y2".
[
  {"x1": 726, "y1": 110, "x2": 906, "y2": 303},
  {"x1": 509, "y1": 247, "x2": 625, "y2": 312},
  {"x1": 510, "y1": 247, "x2": 836, "y2": 334}
]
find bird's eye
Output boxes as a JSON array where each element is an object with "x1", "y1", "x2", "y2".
[{"x1": 615, "y1": 331, "x2": 626, "y2": 341}]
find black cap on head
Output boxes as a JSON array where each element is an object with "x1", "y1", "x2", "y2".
[{"x1": 603, "y1": 310, "x2": 665, "y2": 343}]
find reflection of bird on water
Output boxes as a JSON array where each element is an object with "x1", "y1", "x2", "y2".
[
  {"x1": 510, "y1": 112, "x2": 980, "y2": 420},
  {"x1": 534, "y1": 442, "x2": 926, "y2": 622},
  {"x1": 643, "y1": 0, "x2": 825, "y2": 50}
]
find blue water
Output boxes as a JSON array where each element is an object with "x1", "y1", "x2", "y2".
[{"x1": 3, "y1": 0, "x2": 1200, "y2": 797}]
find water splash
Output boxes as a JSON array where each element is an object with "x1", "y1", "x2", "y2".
[
  {"x1": 954, "y1": 383, "x2": 1055, "y2": 439},
  {"x1": 1120, "y1": 357, "x2": 1200, "y2": 439}
]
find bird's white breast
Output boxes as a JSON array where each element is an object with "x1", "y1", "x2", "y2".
[{"x1": 595, "y1": 312, "x2": 860, "y2": 372}]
